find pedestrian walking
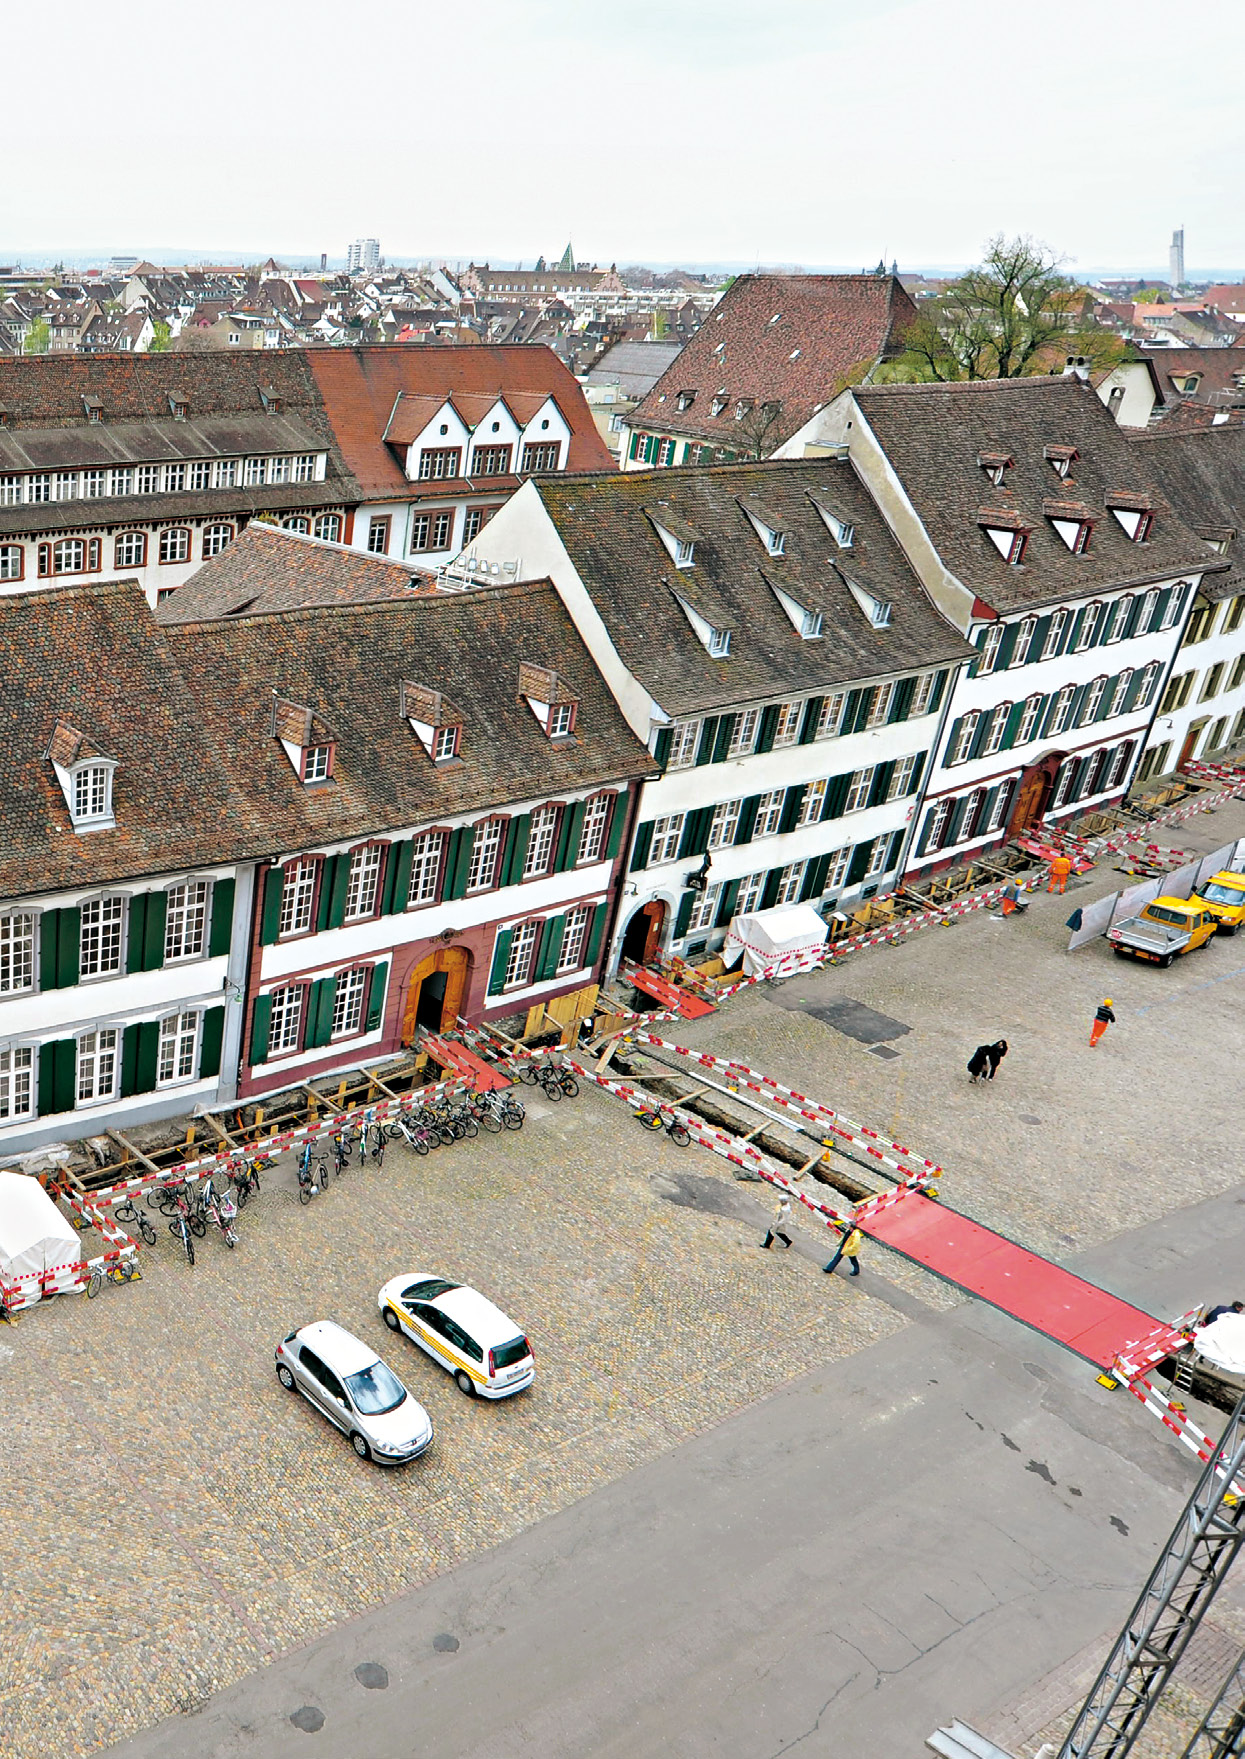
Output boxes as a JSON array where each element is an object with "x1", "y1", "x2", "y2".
[
  {"x1": 984, "y1": 1039, "x2": 1008, "y2": 1079},
  {"x1": 759, "y1": 1196, "x2": 794, "y2": 1250},
  {"x1": 967, "y1": 1044, "x2": 991, "y2": 1083},
  {"x1": 1048, "y1": 854, "x2": 1073, "y2": 894},
  {"x1": 823, "y1": 1223, "x2": 863, "y2": 1277},
  {"x1": 1089, "y1": 997, "x2": 1116, "y2": 1047}
]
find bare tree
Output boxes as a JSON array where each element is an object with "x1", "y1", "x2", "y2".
[{"x1": 734, "y1": 398, "x2": 786, "y2": 460}]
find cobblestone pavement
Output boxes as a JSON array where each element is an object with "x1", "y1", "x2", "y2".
[{"x1": 6, "y1": 798, "x2": 1245, "y2": 1759}]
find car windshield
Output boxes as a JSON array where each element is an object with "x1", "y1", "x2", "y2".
[
  {"x1": 344, "y1": 1362, "x2": 407, "y2": 1415},
  {"x1": 1145, "y1": 906, "x2": 1184, "y2": 925},
  {"x1": 402, "y1": 1278, "x2": 460, "y2": 1301},
  {"x1": 1201, "y1": 882, "x2": 1243, "y2": 905},
  {"x1": 492, "y1": 1335, "x2": 531, "y2": 1370}
]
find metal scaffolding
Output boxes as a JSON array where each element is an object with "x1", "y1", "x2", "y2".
[
  {"x1": 1058, "y1": 1395, "x2": 1245, "y2": 1759},
  {"x1": 1179, "y1": 1645, "x2": 1245, "y2": 1759}
]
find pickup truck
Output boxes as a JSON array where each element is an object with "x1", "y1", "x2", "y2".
[
  {"x1": 1107, "y1": 896, "x2": 1217, "y2": 967},
  {"x1": 1194, "y1": 869, "x2": 1245, "y2": 934}
]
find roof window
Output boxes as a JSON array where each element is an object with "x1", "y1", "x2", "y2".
[
  {"x1": 168, "y1": 396, "x2": 188, "y2": 420},
  {"x1": 843, "y1": 579, "x2": 892, "y2": 628},
  {"x1": 1044, "y1": 499, "x2": 1094, "y2": 553},
  {"x1": 519, "y1": 663, "x2": 578, "y2": 738},
  {"x1": 402, "y1": 682, "x2": 463, "y2": 763},
  {"x1": 676, "y1": 390, "x2": 696, "y2": 412},
  {"x1": 258, "y1": 384, "x2": 283, "y2": 414},
  {"x1": 739, "y1": 499, "x2": 786, "y2": 557},
  {"x1": 770, "y1": 582, "x2": 824, "y2": 640},
  {"x1": 271, "y1": 695, "x2": 335, "y2": 783},
  {"x1": 671, "y1": 588, "x2": 733, "y2": 658},
  {"x1": 1044, "y1": 444, "x2": 1079, "y2": 479},
  {"x1": 1106, "y1": 492, "x2": 1154, "y2": 542},
  {"x1": 978, "y1": 508, "x2": 1029, "y2": 565},
  {"x1": 734, "y1": 399, "x2": 754, "y2": 421},
  {"x1": 811, "y1": 498, "x2": 854, "y2": 548},
  {"x1": 978, "y1": 451, "x2": 1013, "y2": 487},
  {"x1": 646, "y1": 507, "x2": 698, "y2": 569},
  {"x1": 45, "y1": 719, "x2": 117, "y2": 832},
  {"x1": 82, "y1": 395, "x2": 103, "y2": 424},
  {"x1": 711, "y1": 393, "x2": 728, "y2": 418}
]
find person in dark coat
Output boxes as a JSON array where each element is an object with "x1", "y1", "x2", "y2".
[
  {"x1": 985, "y1": 1040, "x2": 1008, "y2": 1079},
  {"x1": 1204, "y1": 1300, "x2": 1244, "y2": 1325}
]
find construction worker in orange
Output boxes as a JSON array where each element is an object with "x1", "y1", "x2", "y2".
[
  {"x1": 1048, "y1": 853, "x2": 1074, "y2": 894},
  {"x1": 1089, "y1": 998, "x2": 1116, "y2": 1047}
]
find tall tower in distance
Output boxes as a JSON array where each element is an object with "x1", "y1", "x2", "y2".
[
  {"x1": 1168, "y1": 227, "x2": 1185, "y2": 290},
  {"x1": 347, "y1": 239, "x2": 380, "y2": 275}
]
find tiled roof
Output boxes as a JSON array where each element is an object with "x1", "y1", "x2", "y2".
[
  {"x1": 852, "y1": 376, "x2": 1225, "y2": 613},
  {"x1": 1127, "y1": 423, "x2": 1245, "y2": 602},
  {"x1": 307, "y1": 345, "x2": 615, "y2": 496},
  {"x1": 1146, "y1": 346, "x2": 1245, "y2": 412},
  {"x1": 629, "y1": 274, "x2": 917, "y2": 450},
  {"x1": 531, "y1": 459, "x2": 975, "y2": 718},
  {"x1": 165, "y1": 580, "x2": 654, "y2": 851},
  {"x1": 0, "y1": 480, "x2": 345, "y2": 539},
  {"x1": 156, "y1": 523, "x2": 433, "y2": 623},
  {"x1": 584, "y1": 340, "x2": 684, "y2": 398},
  {"x1": 0, "y1": 581, "x2": 254, "y2": 899}
]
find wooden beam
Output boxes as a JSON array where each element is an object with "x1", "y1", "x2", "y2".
[
  {"x1": 106, "y1": 1128, "x2": 163, "y2": 1176},
  {"x1": 303, "y1": 1082, "x2": 344, "y2": 1114},
  {"x1": 366, "y1": 1069, "x2": 403, "y2": 1100},
  {"x1": 202, "y1": 1111, "x2": 243, "y2": 1151}
]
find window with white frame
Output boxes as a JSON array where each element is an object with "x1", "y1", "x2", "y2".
[
  {"x1": 1107, "y1": 743, "x2": 1133, "y2": 789},
  {"x1": 978, "y1": 624, "x2": 1004, "y2": 673},
  {"x1": 189, "y1": 461, "x2": 211, "y2": 491},
  {"x1": 708, "y1": 799, "x2": 741, "y2": 849},
  {"x1": 0, "y1": 912, "x2": 36, "y2": 994},
  {"x1": 136, "y1": 465, "x2": 159, "y2": 495},
  {"x1": 844, "y1": 768, "x2": 873, "y2": 812},
  {"x1": 1013, "y1": 695, "x2": 1042, "y2": 744},
  {"x1": 79, "y1": 895, "x2": 125, "y2": 978},
  {"x1": 1040, "y1": 610, "x2": 1068, "y2": 659},
  {"x1": 687, "y1": 882, "x2": 723, "y2": 934},
  {"x1": 203, "y1": 523, "x2": 233, "y2": 559},
  {"x1": 523, "y1": 806, "x2": 560, "y2": 879},
  {"x1": 53, "y1": 539, "x2": 86, "y2": 575},
  {"x1": 0, "y1": 544, "x2": 22, "y2": 580},
  {"x1": 504, "y1": 920, "x2": 539, "y2": 987},
  {"x1": 165, "y1": 880, "x2": 209, "y2": 960},
  {"x1": 268, "y1": 456, "x2": 291, "y2": 485},
  {"x1": 864, "y1": 837, "x2": 892, "y2": 879},
  {"x1": 1136, "y1": 589, "x2": 1160, "y2": 633},
  {"x1": 158, "y1": 528, "x2": 190, "y2": 565},
  {"x1": 888, "y1": 753, "x2": 919, "y2": 800},
  {"x1": 1079, "y1": 678, "x2": 1106, "y2": 725},
  {"x1": 27, "y1": 474, "x2": 51, "y2": 503},
  {"x1": 775, "y1": 861, "x2": 807, "y2": 905},
  {"x1": 467, "y1": 819, "x2": 504, "y2": 891},
  {"x1": 344, "y1": 845, "x2": 383, "y2": 921},
  {"x1": 816, "y1": 692, "x2": 847, "y2": 738},
  {"x1": 1135, "y1": 662, "x2": 1162, "y2": 708},
  {"x1": 214, "y1": 459, "x2": 237, "y2": 489},
  {"x1": 303, "y1": 745, "x2": 332, "y2": 783},
  {"x1": 405, "y1": 831, "x2": 445, "y2": 905},
  {"x1": 823, "y1": 845, "x2": 852, "y2": 893},
  {"x1": 431, "y1": 724, "x2": 459, "y2": 763},
  {"x1": 772, "y1": 701, "x2": 803, "y2": 747},
  {"x1": 279, "y1": 859, "x2": 318, "y2": 936},
  {"x1": 76, "y1": 1027, "x2": 119, "y2": 1104},
  {"x1": 314, "y1": 514, "x2": 342, "y2": 543},
  {"x1": 331, "y1": 968, "x2": 369, "y2": 1038},
  {"x1": 115, "y1": 531, "x2": 145, "y2": 568},
  {"x1": 0, "y1": 475, "x2": 21, "y2": 506},
  {"x1": 1047, "y1": 685, "x2": 1076, "y2": 736},
  {"x1": 54, "y1": 471, "x2": 78, "y2": 501},
  {"x1": 982, "y1": 706, "x2": 1009, "y2": 758},
  {"x1": 1050, "y1": 762, "x2": 1077, "y2": 811},
  {"x1": 546, "y1": 701, "x2": 574, "y2": 739},
  {"x1": 163, "y1": 463, "x2": 186, "y2": 493},
  {"x1": 1010, "y1": 617, "x2": 1037, "y2": 667},
  {"x1": 798, "y1": 778, "x2": 827, "y2": 825},
  {"x1": 72, "y1": 763, "x2": 112, "y2": 825},
  {"x1": 910, "y1": 672, "x2": 937, "y2": 717},
  {"x1": 728, "y1": 709, "x2": 760, "y2": 757},
  {"x1": 1073, "y1": 604, "x2": 1102, "y2": 651},
  {"x1": 110, "y1": 467, "x2": 133, "y2": 497},
  {"x1": 295, "y1": 454, "x2": 318, "y2": 483},
  {"x1": 268, "y1": 984, "x2": 304, "y2": 1054},
  {"x1": 577, "y1": 795, "x2": 611, "y2": 863},
  {"x1": 557, "y1": 904, "x2": 591, "y2": 974},
  {"x1": 650, "y1": 813, "x2": 685, "y2": 864},
  {"x1": 949, "y1": 713, "x2": 979, "y2": 764},
  {"x1": 0, "y1": 1044, "x2": 34, "y2": 1121},
  {"x1": 666, "y1": 720, "x2": 701, "y2": 769},
  {"x1": 865, "y1": 682, "x2": 895, "y2": 728},
  {"x1": 83, "y1": 469, "x2": 107, "y2": 498},
  {"x1": 157, "y1": 1011, "x2": 200, "y2": 1085},
  {"x1": 736, "y1": 872, "x2": 766, "y2": 914},
  {"x1": 984, "y1": 779, "x2": 1015, "y2": 833},
  {"x1": 244, "y1": 457, "x2": 265, "y2": 486},
  {"x1": 1161, "y1": 586, "x2": 1190, "y2": 630},
  {"x1": 754, "y1": 789, "x2": 786, "y2": 836}
]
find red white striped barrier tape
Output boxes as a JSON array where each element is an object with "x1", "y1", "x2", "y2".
[{"x1": 1124, "y1": 1372, "x2": 1245, "y2": 1497}]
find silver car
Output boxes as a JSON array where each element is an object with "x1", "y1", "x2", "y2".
[{"x1": 275, "y1": 1320, "x2": 434, "y2": 1463}]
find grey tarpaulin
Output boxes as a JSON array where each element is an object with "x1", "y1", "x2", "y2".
[{"x1": 1068, "y1": 890, "x2": 1120, "y2": 951}]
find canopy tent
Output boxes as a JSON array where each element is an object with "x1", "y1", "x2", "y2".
[
  {"x1": 0, "y1": 1171, "x2": 82, "y2": 1302},
  {"x1": 722, "y1": 903, "x2": 828, "y2": 978}
]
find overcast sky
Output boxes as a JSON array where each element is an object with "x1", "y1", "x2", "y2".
[{"x1": 8, "y1": 0, "x2": 1243, "y2": 271}]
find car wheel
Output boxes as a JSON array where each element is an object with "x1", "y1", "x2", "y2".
[
  {"x1": 351, "y1": 1432, "x2": 371, "y2": 1460},
  {"x1": 1159, "y1": 953, "x2": 1174, "y2": 968},
  {"x1": 383, "y1": 1305, "x2": 401, "y2": 1331},
  {"x1": 277, "y1": 1363, "x2": 295, "y2": 1390},
  {"x1": 455, "y1": 1370, "x2": 475, "y2": 1396}
]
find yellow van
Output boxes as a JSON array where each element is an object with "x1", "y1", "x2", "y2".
[{"x1": 1195, "y1": 871, "x2": 1245, "y2": 935}]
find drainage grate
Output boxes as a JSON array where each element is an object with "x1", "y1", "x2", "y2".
[{"x1": 867, "y1": 1044, "x2": 902, "y2": 1060}]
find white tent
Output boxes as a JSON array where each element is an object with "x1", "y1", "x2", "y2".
[
  {"x1": 0, "y1": 1171, "x2": 82, "y2": 1303},
  {"x1": 722, "y1": 902, "x2": 829, "y2": 978},
  {"x1": 1195, "y1": 1311, "x2": 1245, "y2": 1375}
]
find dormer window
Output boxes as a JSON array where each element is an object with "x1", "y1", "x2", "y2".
[
  {"x1": 1045, "y1": 500, "x2": 1094, "y2": 553},
  {"x1": 0, "y1": 406, "x2": 10, "y2": 428},
  {"x1": 82, "y1": 395, "x2": 103, "y2": 424},
  {"x1": 402, "y1": 682, "x2": 463, "y2": 763},
  {"x1": 303, "y1": 745, "x2": 332, "y2": 782},
  {"x1": 1044, "y1": 444, "x2": 1079, "y2": 479},
  {"x1": 676, "y1": 390, "x2": 696, "y2": 413},
  {"x1": 549, "y1": 702, "x2": 575, "y2": 737},
  {"x1": 811, "y1": 499, "x2": 854, "y2": 548},
  {"x1": 1107, "y1": 493, "x2": 1154, "y2": 542},
  {"x1": 646, "y1": 507, "x2": 698, "y2": 569},
  {"x1": 674, "y1": 538, "x2": 694, "y2": 566},
  {"x1": 519, "y1": 663, "x2": 578, "y2": 737},
  {"x1": 169, "y1": 397, "x2": 188, "y2": 420},
  {"x1": 734, "y1": 399, "x2": 754, "y2": 421},
  {"x1": 843, "y1": 579, "x2": 891, "y2": 628},
  {"x1": 979, "y1": 510, "x2": 1029, "y2": 565},
  {"x1": 978, "y1": 452, "x2": 1013, "y2": 487},
  {"x1": 45, "y1": 719, "x2": 117, "y2": 832},
  {"x1": 433, "y1": 724, "x2": 459, "y2": 761},
  {"x1": 258, "y1": 385, "x2": 282, "y2": 414},
  {"x1": 711, "y1": 393, "x2": 728, "y2": 417},
  {"x1": 740, "y1": 501, "x2": 786, "y2": 556},
  {"x1": 272, "y1": 696, "x2": 335, "y2": 784}
]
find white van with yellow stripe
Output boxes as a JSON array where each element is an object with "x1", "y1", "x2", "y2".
[{"x1": 378, "y1": 1274, "x2": 534, "y2": 1399}]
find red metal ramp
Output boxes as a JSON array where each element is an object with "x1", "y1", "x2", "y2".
[
  {"x1": 857, "y1": 1187, "x2": 1184, "y2": 1375},
  {"x1": 421, "y1": 1034, "x2": 511, "y2": 1092},
  {"x1": 625, "y1": 966, "x2": 717, "y2": 1019}
]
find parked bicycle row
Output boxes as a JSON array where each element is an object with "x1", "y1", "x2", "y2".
[{"x1": 296, "y1": 1089, "x2": 531, "y2": 1199}]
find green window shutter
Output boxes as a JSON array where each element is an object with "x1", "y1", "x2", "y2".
[
  {"x1": 999, "y1": 702, "x2": 1026, "y2": 751},
  {"x1": 1148, "y1": 588, "x2": 1170, "y2": 634},
  {"x1": 318, "y1": 855, "x2": 349, "y2": 931},
  {"x1": 947, "y1": 797, "x2": 970, "y2": 845},
  {"x1": 629, "y1": 429, "x2": 640, "y2": 462},
  {"x1": 915, "y1": 810, "x2": 937, "y2": 858},
  {"x1": 678, "y1": 806, "x2": 712, "y2": 858},
  {"x1": 798, "y1": 697, "x2": 823, "y2": 744},
  {"x1": 715, "y1": 878, "x2": 741, "y2": 927},
  {"x1": 125, "y1": 895, "x2": 148, "y2": 973},
  {"x1": 884, "y1": 829, "x2": 905, "y2": 874},
  {"x1": 1030, "y1": 616, "x2": 1052, "y2": 663},
  {"x1": 929, "y1": 669, "x2": 949, "y2": 713},
  {"x1": 968, "y1": 710, "x2": 993, "y2": 760},
  {"x1": 1037, "y1": 692, "x2": 1061, "y2": 739},
  {"x1": 134, "y1": 1020, "x2": 160, "y2": 1093},
  {"x1": 142, "y1": 892, "x2": 166, "y2": 970},
  {"x1": 695, "y1": 717, "x2": 720, "y2": 765},
  {"x1": 890, "y1": 677, "x2": 916, "y2": 722},
  {"x1": 868, "y1": 762, "x2": 895, "y2": 809},
  {"x1": 1121, "y1": 597, "x2": 1143, "y2": 640},
  {"x1": 199, "y1": 1006, "x2": 225, "y2": 1080},
  {"x1": 536, "y1": 914, "x2": 565, "y2": 981},
  {"x1": 760, "y1": 869, "x2": 783, "y2": 910},
  {"x1": 1096, "y1": 677, "x2": 1117, "y2": 722},
  {"x1": 583, "y1": 903, "x2": 608, "y2": 970},
  {"x1": 39, "y1": 1038, "x2": 77, "y2": 1116},
  {"x1": 968, "y1": 627, "x2": 988, "y2": 679},
  {"x1": 1090, "y1": 605, "x2": 1111, "y2": 648},
  {"x1": 304, "y1": 978, "x2": 330, "y2": 1049},
  {"x1": 755, "y1": 705, "x2": 780, "y2": 753},
  {"x1": 801, "y1": 854, "x2": 830, "y2": 901},
  {"x1": 556, "y1": 801, "x2": 586, "y2": 871},
  {"x1": 383, "y1": 840, "x2": 414, "y2": 914},
  {"x1": 249, "y1": 994, "x2": 273, "y2": 1066},
  {"x1": 778, "y1": 784, "x2": 806, "y2": 834},
  {"x1": 119, "y1": 1024, "x2": 141, "y2": 1099},
  {"x1": 260, "y1": 865, "x2": 285, "y2": 945},
  {"x1": 653, "y1": 727, "x2": 673, "y2": 769},
  {"x1": 906, "y1": 751, "x2": 927, "y2": 795},
  {"x1": 843, "y1": 688, "x2": 866, "y2": 734},
  {"x1": 502, "y1": 814, "x2": 532, "y2": 887},
  {"x1": 944, "y1": 716, "x2": 965, "y2": 764},
  {"x1": 604, "y1": 794, "x2": 628, "y2": 862},
  {"x1": 1068, "y1": 684, "x2": 1090, "y2": 729},
  {"x1": 735, "y1": 795, "x2": 762, "y2": 845},
  {"x1": 40, "y1": 909, "x2": 62, "y2": 991},
  {"x1": 444, "y1": 825, "x2": 474, "y2": 900},
  {"x1": 55, "y1": 906, "x2": 81, "y2": 988},
  {"x1": 995, "y1": 624, "x2": 1019, "y2": 670},
  {"x1": 979, "y1": 786, "x2": 1001, "y2": 836},
  {"x1": 847, "y1": 841, "x2": 873, "y2": 886},
  {"x1": 673, "y1": 891, "x2": 696, "y2": 938},
  {"x1": 822, "y1": 773, "x2": 852, "y2": 820},
  {"x1": 630, "y1": 821, "x2": 655, "y2": 871},
  {"x1": 364, "y1": 962, "x2": 388, "y2": 1032},
  {"x1": 488, "y1": 930, "x2": 514, "y2": 995},
  {"x1": 711, "y1": 716, "x2": 734, "y2": 762},
  {"x1": 1066, "y1": 607, "x2": 1087, "y2": 653},
  {"x1": 1122, "y1": 670, "x2": 1145, "y2": 713},
  {"x1": 207, "y1": 877, "x2": 235, "y2": 958}
]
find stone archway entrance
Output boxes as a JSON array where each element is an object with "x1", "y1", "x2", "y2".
[
  {"x1": 401, "y1": 946, "x2": 472, "y2": 1045},
  {"x1": 620, "y1": 899, "x2": 667, "y2": 967},
  {"x1": 1008, "y1": 756, "x2": 1062, "y2": 837}
]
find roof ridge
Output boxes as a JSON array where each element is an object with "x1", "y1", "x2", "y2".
[{"x1": 166, "y1": 574, "x2": 555, "y2": 631}]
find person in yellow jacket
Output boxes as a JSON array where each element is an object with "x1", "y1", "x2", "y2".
[{"x1": 823, "y1": 1221, "x2": 863, "y2": 1277}]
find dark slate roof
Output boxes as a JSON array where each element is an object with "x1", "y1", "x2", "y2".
[
  {"x1": 0, "y1": 581, "x2": 253, "y2": 900},
  {"x1": 165, "y1": 581, "x2": 654, "y2": 851},
  {"x1": 584, "y1": 340, "x2": 684, "y2": 399},
  {"x1": 0, "y1": 411, "x2": 321, "y2": 473},
  {"x1": 0, "y1": 481, "x2": 346, "y2": 539},
  {"x1": 157, "y1": 523, "x2": 433, "y2": 622},
  {"x1": 532, "y1": 460, "x2": 975, "y2": 718},
  {"x1": 852, "y1": 376, "x2": 1227, "y2": 614},
  {"x1": 629, "y1": 275, "x2": 917, "y2": 451},
  {"x1": 1127, "y1": 424, "x2": 1245, "y2": 602}
]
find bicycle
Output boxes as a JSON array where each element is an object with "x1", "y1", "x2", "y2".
[
  {"x1": 469, "y1": 1091, "x2": 504, "y2": 1134},
  {"x1": 166, "y1": 1187, "x2": 196, "y2": 1267},
  {"x1": 297, "y1": 1141, "x2": 328, "y2": 1204},
  {"x1": 385, "y1": 1113, "x2": 432, "y2": 1155},
  {"x1": 330, "y1": 1128, "x2": 354, "y2": 1176},
  {"x1": 113, "y1": 1193, "x2": 157, "y2": 1245},
  {"x1": 86, "y1": 1255, "x2": 141, "y2": 1297},
  {"x1": 366, "y1": 1120, "x2": 387, "y2": 1167},
  {"x1": 635, "y1": 1108, "x2": 691, "y2": 1147}
]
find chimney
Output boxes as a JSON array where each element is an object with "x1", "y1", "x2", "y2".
[{"x1": 1062, "y1": 355, "x2": 1091, "y2": 385}]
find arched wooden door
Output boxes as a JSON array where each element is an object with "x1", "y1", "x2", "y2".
[
  {"x1": 620, "y1": 900, "x2": 667, "y2": 966},
  {"x1": 401, "y1": 946, "x2": 472, "y2": 1045},
  {"x1": 1008, "y1": 760, "x2": 1057, "y2": 837}
]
